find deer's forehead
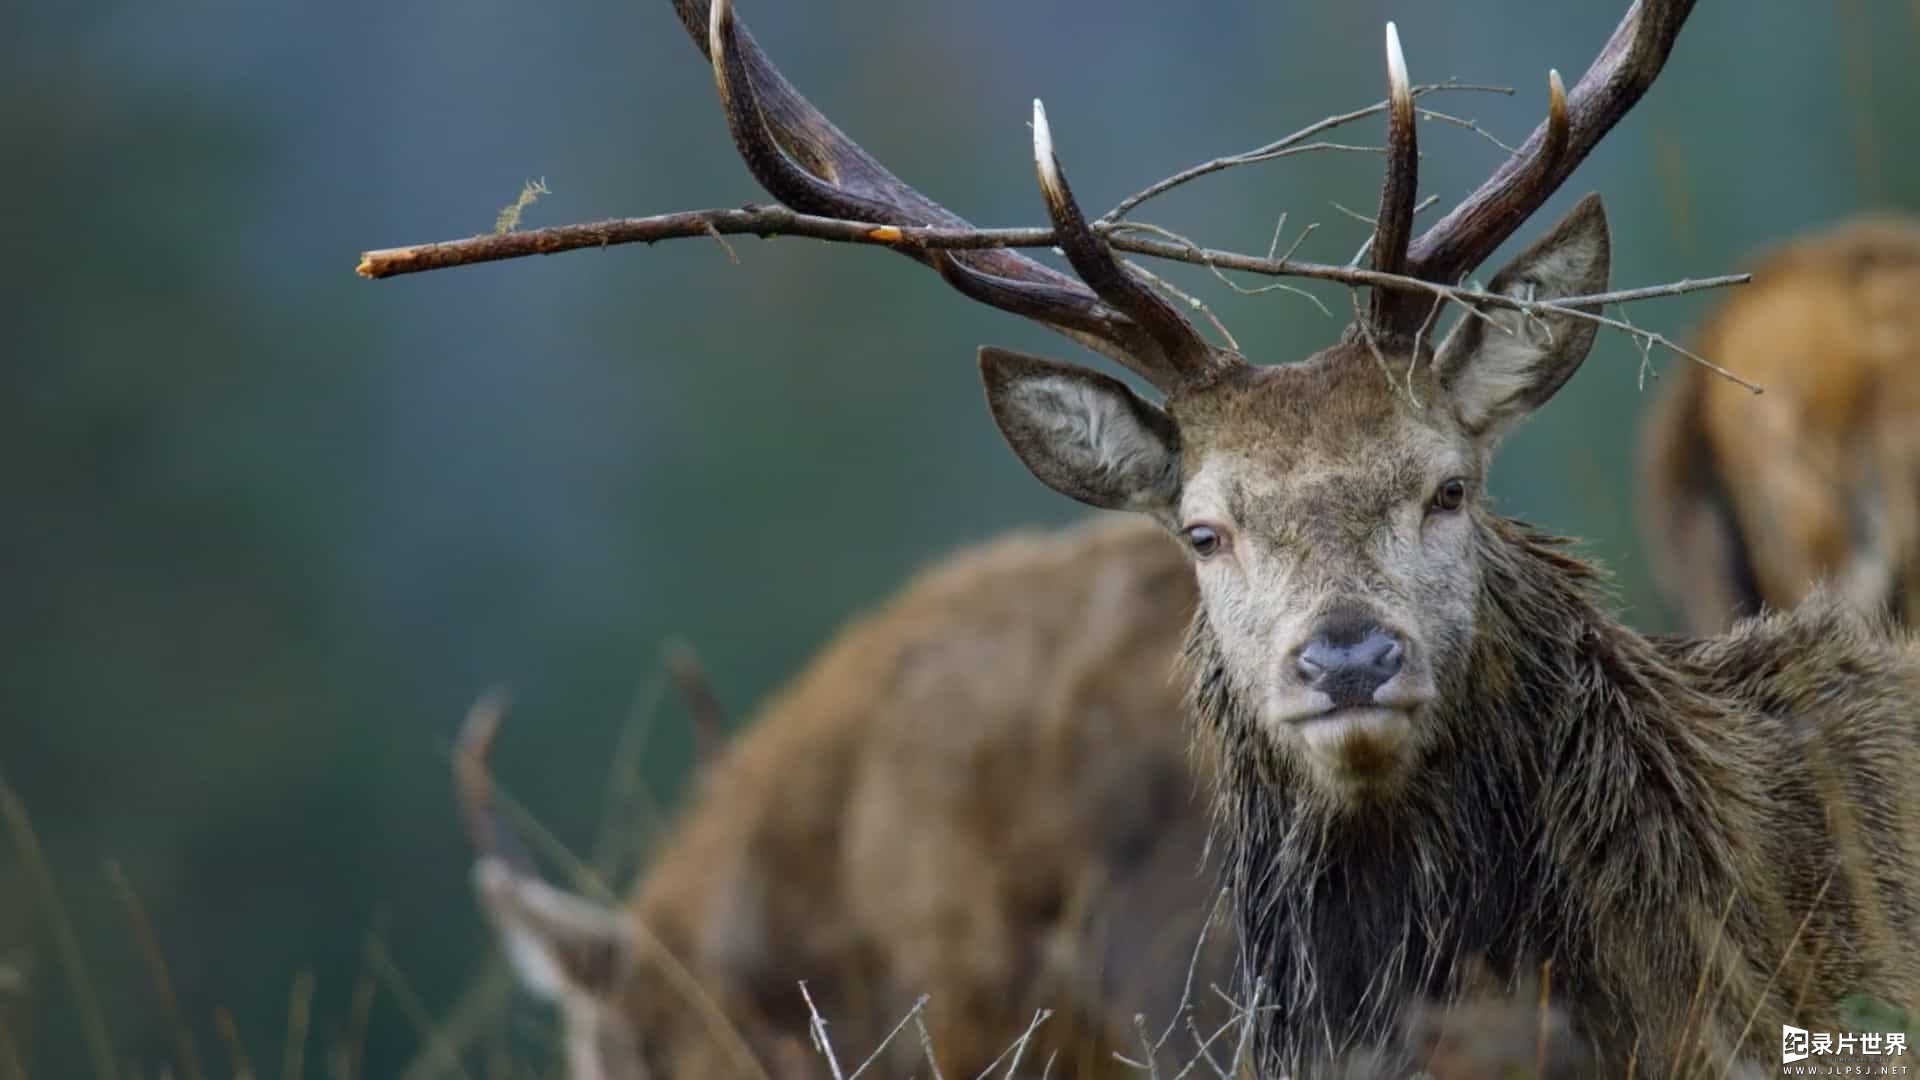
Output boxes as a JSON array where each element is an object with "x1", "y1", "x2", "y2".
[
  {"x1": 1173, "y1": 360, "x2": 1462, "y2": 519},
  {"x1": 1172, "y1": 350, "x2": 1439, "y2": 447},
  {"x1": 1180, "y1": 447, "x2": 1435, "y2": 538}
]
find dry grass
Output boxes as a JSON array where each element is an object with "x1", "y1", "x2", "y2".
[{"x1": 0, "y1": 652, "x2": 1910, "y2": 1079}]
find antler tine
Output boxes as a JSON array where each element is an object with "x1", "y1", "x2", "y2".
[
  {"x1": 698, "y1": 0, "x2": 943, "y2": 229},
  {"x1": 1407, "y1": 0, "x2": 1695, "y2": 289},
  {"x1": 678, "y1": 0, "x2": 1202, "y2": 392},
  {"x1": 1368, "y1": 22, "x2": 1422, "y2": 337},
  {"x1": 1030, "y1": 100, "x2": 1226, "y2": 386}
]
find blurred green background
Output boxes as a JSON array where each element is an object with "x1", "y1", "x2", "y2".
[{"x1": 3, "y1": 0, "x2": 1917, "y2": 1074}]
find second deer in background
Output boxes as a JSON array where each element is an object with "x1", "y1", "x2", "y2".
[
  {"x1": 1641, "y1": 216, "x2": 1920, "y2": 633},
  {"x1": 459, "y1": 517, "x2": 1235, "y2": 1079}
]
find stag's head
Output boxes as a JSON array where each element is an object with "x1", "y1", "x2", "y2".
[
  {"x1": 984, "y1": 109, "x2": 1610, "y2": 804},
  {"x1": 679, "y1": 0, "x2": 1692, "y2": 802}
]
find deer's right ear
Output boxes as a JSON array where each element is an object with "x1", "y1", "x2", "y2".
[{"x1": 979, "y1": 346, "x2": 1180, "y2": 515}]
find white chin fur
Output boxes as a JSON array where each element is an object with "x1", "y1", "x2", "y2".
[
  {"x1": 1297, "y1": 707, "x2": 1411, "y2": 750},
  {"x1": 1297, "y1": 707, "x2": 1416, "y2": 790}
]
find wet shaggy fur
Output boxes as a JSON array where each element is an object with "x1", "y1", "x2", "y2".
[
  {"x1": 1189, "y1": 514, "x2": 1920, "y2": 1076},
  {"x1": 484, "y1": 516, "x2": 1235, "y2": 1078},
  {"x1": 976, "y1": 195, "x2": 1920, "y2": 1077},
  {"x1": 1641, "y1": 215, "x2": 1920, "y2": 633}
]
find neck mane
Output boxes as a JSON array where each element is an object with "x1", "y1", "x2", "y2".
[{"x1": 1186, "y1": 515, "x2": 1755, "y2": 1071}]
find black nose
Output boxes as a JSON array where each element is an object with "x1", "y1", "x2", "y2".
[{"x1": 1294, "y1": 619, "x2": 1406, "y2": 709}]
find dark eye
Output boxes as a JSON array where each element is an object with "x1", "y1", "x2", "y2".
[
  {"x1": 1430, "y1": 478, "x2": 1469, "y2": 513},
  {"x1": 1183, "y1": 524, "x2": 1224, "y2": 559}
]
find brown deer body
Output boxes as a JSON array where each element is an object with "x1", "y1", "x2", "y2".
[
  {"x1": 1642, "y1": 215, "x2": 1920, "y2": 633},
  {"x1": 464, "y1": 516, "x2": 1235, "y2": 1078},
  {"x1": 635, "y1": 0, "x2": 1920, "y2": 1073}
]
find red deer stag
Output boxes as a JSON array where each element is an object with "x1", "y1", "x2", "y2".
[
  {"x1": 458, "y1": 517, "x2": 1237, "y2": 1078},
  {"x1": 1641, "y1": 215, "x2": 1920, "y2": 633},
  {"x1": 645, "y1": 0, "x2": 1920, "y2": 1074}
]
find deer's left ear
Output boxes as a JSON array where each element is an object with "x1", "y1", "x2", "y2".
[{"x1": 1434, "y1": 193, "x2": 1611, "y2": 440}]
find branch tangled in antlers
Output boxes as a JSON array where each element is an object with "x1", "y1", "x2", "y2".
[{"x1": 357, "y1": 0, "x2": 1751, "y2": 393}]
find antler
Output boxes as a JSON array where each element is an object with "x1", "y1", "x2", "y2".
[
  {"x1": 680, "y1": 0, "x2": 1232, "y2": 391},
  {"x1": 1367, "y1": 22, "x2": 1420, "y2": 332},
  {"x1": 362, "y1": 0, "x2": 1745, "y2": 391},
  {"x1": 1028, "y1": 101, "x2": 1236, "y2": 385},
  {"x1": 1368, "y1": 0, "x2": 1694, "y2": 339}
]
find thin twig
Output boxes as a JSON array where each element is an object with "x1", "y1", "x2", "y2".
[
  {"x1": 973, "y1": 1009, "x2": 1052, "y2": 1080},
  {"x1": 1342, "y1": 194, "x2": 1442, "y2": 267},
  {"x1": 0, "y1": 776, "x2": 116, "y2": 1080},
  {"x1": 847, "y1": 995, "x2": 930, "y2": 1080},
  {"x1": 1406, "y1": 292, "x2": 1449, "y2": 405},
  {"x1": 1133, "y1": 1014, "x2": 1162, "y2": 1080},
  {"x1": 1124, "y1": 258, "x2": 1240, "y2": 351},
  {"x1": 1100, "y1": 81, "x2": 1513, "y2": 222},
  {"x1": 1616, "y1": 303, "x2": 1658, "y2": 389},
  {"x1": 1175, "y1": 1014, "x2": 1232, "y2": 1080},
  {"x1": 1207, "y1": 984, "x2": 1282, "y2": 1017},
  {"x1": 1156, "y1": 888, "x2": 1226, "y2": 1054},
  {"x1": 1416, "y1": 107, "x2": 1519, "y2": 155},
  {"x1": 701, "y1": 221, "x2": 741, "y2": 264},
  {"x1": 1329, "y1": 200, "x2": 1378, "y2": 228},
  {"x1": 914, "y1": 1008, "x2": 948, "y2": 1080},
  {"x1": 1262, "y1": 211, "x2": 1289, "y2": 259},
  {"x1": 1349, "y1": 287, "x2": 1399, "y2": 393},
  {"x1": 1113, "y1": 221, "x2": 1330, "y2": 318},
  {"x1": 1276, "y1": 217, "x2": 1321, "y2": 265},
  {"x1": 1170, "y1": 1007, "x2": 1243, "y2": 1080},
  {"x1": 1227, "y1": 984, "x2": 1263, "y2": 1076},
  {"x1": 799, "y1": 981, "x2": 847, "y2": 1080},
  {"x1": 1527, "y1": 298, "x2": 1761, "y2": 393},
  {"x1": 1002, "y1": 1009, "x2": 1053, "y2": 1079}
]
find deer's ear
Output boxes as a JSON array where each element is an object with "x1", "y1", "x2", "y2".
[
  {"x1": 1434, "y1": 193, "x2": 1611, "y2": 440},
  {"x1": 979, "y1": 346, "x2": 1180, "y2": 515},
  {"x1": 473, "y1": 857, "x2": 634, "y2": 1001}
]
